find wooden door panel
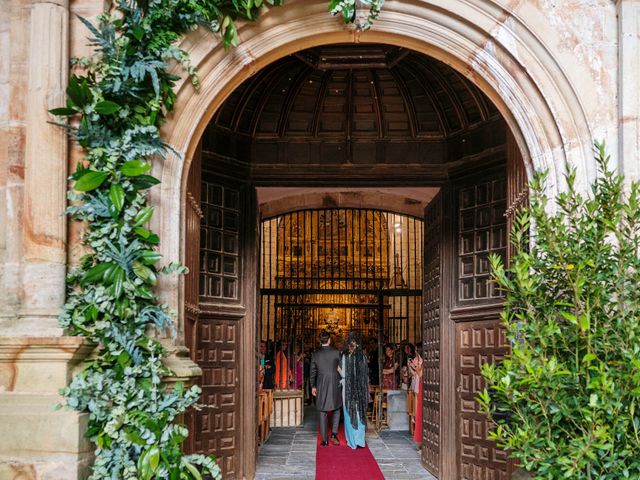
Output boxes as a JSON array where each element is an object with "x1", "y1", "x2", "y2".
[
  {"x1": 184, "y1": 152, "x2": 256, "y2": 480},
  {"x1": 456, "y1": 319, "x2": 511, "y2": 480},
  {"x1": 422, "y1": 192, "x2": 443, "y2": 476},
  {"x1": 450, "y1": 167, "x2": 515, "y2": 479},
  {"x1": 193, "y1": 317, "x2": 239, "y2": 476}
]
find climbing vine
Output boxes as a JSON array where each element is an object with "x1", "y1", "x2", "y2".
[{"x1": 51, "y1": 0, "x2": 384, "y2": 478}]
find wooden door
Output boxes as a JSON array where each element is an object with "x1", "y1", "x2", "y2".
[
  {"x1": 184, "y1": 153, "x2": 258, "y2": 479},
  {"x1": 451, "y1": 170, "x2": 513, "y2": 480},
  {"x1": 450, "y1": 141, "x2": 527, "y2": 479},
  {"x1": 422, "y1": 191, "x2": 443, "y2": 477}
]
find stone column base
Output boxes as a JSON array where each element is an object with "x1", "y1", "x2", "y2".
[
  {"x1": 161, "y1": 342, "x2": 202, "y2": 388},
  {"x1": 0, "y1": 394, "x2": 92, "y2": 479},
  {"x1": 0, "y1": 336, "x2": 95, "y2": 480}
]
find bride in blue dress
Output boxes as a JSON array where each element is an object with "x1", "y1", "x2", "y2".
[{"x1": 340, "y1": 331, "x2": 369, "y2": 449}]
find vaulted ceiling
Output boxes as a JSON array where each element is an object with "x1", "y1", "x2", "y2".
[{"x1": 212, "y1": 44, "x2": 500, "y2": 141}]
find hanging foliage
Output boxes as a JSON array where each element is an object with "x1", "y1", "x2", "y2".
[{"x1": 52, "y1": 0, "x2": 385, "y2": 478}]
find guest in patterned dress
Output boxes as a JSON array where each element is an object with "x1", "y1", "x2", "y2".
[{"x1": 382, "y1": 344, "x2": 399, "y2": 389}]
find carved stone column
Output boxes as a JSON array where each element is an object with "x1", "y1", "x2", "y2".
[
  {"x1": 617, "y1": 0, "x2": 640, "y2": 182},
  {"x1": 0, "y1": 0, "x2": 95, "y2": 478},
  {"x1": 19, "y1": 0, "x2": 69, "y2": 336}
]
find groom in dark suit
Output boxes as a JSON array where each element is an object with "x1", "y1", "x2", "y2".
[{"x1": 310, "y1": 331, "x2": 342, "y2": 446}]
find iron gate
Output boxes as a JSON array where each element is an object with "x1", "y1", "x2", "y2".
[{"x1": 258, "y1": 208, "x2": 423, "y2": 424}]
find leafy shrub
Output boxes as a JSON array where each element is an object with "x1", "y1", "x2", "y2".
[{"x1": 479, "y1": 144, "x2": 640, "y2": 479}]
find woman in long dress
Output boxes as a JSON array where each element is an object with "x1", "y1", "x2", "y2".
[
  {"x1": 275, "y1": 340, "x2": 291, "y2": 389},
  {"x1": 408, "y1": 343, "x2": 424, "y2": 445},
  {"x1": 340, "y1": 331, "x2": 369, "y2": 449}
]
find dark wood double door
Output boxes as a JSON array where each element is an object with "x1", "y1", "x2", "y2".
[
  {"x1": 183, "y1": 143, "x2": 526, "y2": 479},
  {"x1": 422, "y1": 141, "x2": 527, "y2": 479}
]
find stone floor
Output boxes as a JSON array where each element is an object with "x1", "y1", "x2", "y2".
[
  {"x1": 255, "y1": 407, "x2": 318, "y2": 480},
  {"x1": 255, "y1": 407, "x2": 436, "y2": 480}
]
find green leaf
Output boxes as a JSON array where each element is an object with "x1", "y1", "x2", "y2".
[
  {"x1": 125, "y1": 429, "x2": 146, "y2": 446},
  {"x1": 82, "y1": 262, "x2": 112, "y2": 284},
  {"x1": 131, "y1": 174, "x2": 161, "y2": 190},
  {"x1": 109, "y1": 184, "x2": 125, "y2": 216},
  {"x1": 49, "y1": 107, "x2": 77, "y2": 116},
  {"x1": 579, "y1": 313, "x2": 590, "y2": 333},
  {"x1": 560, "y1": 311, "x2": 577, "y2": 325},
  {"x1": 133, "y1": 261, "x2": 153, "y2": 281},
  {"x1": 140, "y1": 250, "x2": 162, "y2": 265},
  {"x1": 182, "y1": 460, "x2": 202, "y2": 480},
  {"x1": 135, "y1": 286, "x2": 155, "y2": 299},
  {"x1": 138, "y1": 445, "x2": 160, "y2": 480},
  {"x1": 121, "y1": 160, "x2": 152, "y2": 177},
  {"x1": 94, "y1": 100, "x2": 120, "y2": 115},
  {"x1": 132, "y1": 24, "x2": 144, "y2": 41},
  {"x1": 134, "y1": 206, "x2": 154, "y2": 226},
  {"x1": 117, "y1": 351, "x2": 131, "y2": 369},
  {"x1": 134, "y1": 227, "x2": 151, "y2": 239},
  {"x1": 66, "y1": 75, "x2": 91, "y2": 108},
  {"x1": 111, "y1": 267, "x2": 126, "y2": 298},
  {"x1": 146, "y1": 234, "x2": 160, "y2": 245},
  {"x1": 75, "y1": 171, "x2": 108, "y2": 192}
]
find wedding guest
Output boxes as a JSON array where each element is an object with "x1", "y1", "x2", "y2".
[
  {"x1": 382, "y1": 343, "x2": 399, "y2": 389},
  {"x1": 311, "y1": 332, "x2": 342, "y2": 446},
  {"x1": 261, "y1": 340, "x2": 275, "y2": 389},
  {"x1": 340, "y1": 331, "x2": 368, "y2": 449},
  {"x1": 401, "y1": 343, "x2": 415, "y2": 391},
  {"x1": 275, "y1": 340, "x2": 291, "y2": 389},
  {"x1": 408, "y1": 342, "x2": 424, "y2": 445}
]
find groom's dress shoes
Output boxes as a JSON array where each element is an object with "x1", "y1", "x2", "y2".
[
  {"x1": 330, "y1": 435, "x2": 340, "y2": 446},
  {"x1": 320, "y1": 441, "x2": 329, "y2": 446}
]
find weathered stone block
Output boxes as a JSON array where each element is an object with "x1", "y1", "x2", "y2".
[{"x1": 0, "y1": 337, "x2": 94, "y2": 480}]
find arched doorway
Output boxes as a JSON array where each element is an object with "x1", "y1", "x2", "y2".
[
  {"x1": 150, "y1": 4, "x2": 595, "y2": 479},
  {"x1": 178, "y1": 41, "x2": 531, "y2": 479}
]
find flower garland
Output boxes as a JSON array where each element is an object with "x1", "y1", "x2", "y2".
[{"x1": 52, "y1": 0, "x2": 384, "y2": 478}]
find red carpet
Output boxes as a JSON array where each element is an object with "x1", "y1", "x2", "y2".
[{"x1": 315, "y1": 414, "x2": 384, "y2": 480}]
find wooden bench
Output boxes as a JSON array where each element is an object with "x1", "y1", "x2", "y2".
[
  {"x1": 258, "y1": 389, "x2": 274, "y2": 445},
  {"x1": 406, "y1": 390, "x2": 416, "y2": 434}
]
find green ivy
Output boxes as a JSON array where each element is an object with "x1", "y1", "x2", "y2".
[
  {"x1": 51, "y1": 0, "x2": 385, "y2": 478},
  {"x1": 328, "y1": 0, "x2": 385, "y2": 29},
  {"x1": 479, "y1": 143, "x2": 640, "y2": 479}
]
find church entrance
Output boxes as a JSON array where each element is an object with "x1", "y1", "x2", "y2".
[
  {"x1": 259, "y1": 208, "x2": 423, "y2": 429},
  {"x1": 181, "y1": 43, "x2": 527, "y2": 479}
]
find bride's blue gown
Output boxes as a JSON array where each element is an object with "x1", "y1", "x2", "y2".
[{"x1": 341, "y1": 355, "x2": 366, "y2": 449}]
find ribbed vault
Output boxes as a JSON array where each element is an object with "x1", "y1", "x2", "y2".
[{"x1": 213, "y1": 44, "x2": 499, "y2": 141}]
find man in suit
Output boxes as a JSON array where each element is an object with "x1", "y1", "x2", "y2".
[{"x1": 310, "y1": 331, "x2": 342, "y2": 446}]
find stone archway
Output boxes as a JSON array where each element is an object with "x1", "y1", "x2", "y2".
[
  {"x1": 154, "y1": 0, "x2": 593, "y2": 318},
  {"x1": 151, "y1": 1, "x2": 595, "y2": 477}
]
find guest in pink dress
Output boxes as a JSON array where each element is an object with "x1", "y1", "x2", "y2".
[{"x1": 408, "y1": 346, "x2": 424, "y2": 445}]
